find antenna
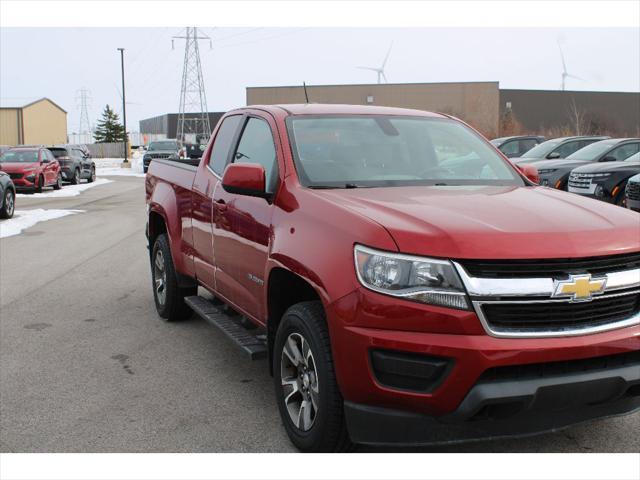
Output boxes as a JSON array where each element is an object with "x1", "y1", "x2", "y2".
[
  {"x1": 172, "y1": 27, "x2": 212, "y2": 144},
  {"x1": 303, "y1": 82, "x2": 310, "y2": 103},
  {"x1": 356, "y1": 42, "x2": 393, "y2": 84}
]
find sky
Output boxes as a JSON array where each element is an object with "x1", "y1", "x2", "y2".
[{"x1": 1, "y1": 27, "x2": 638, "y2": 134}]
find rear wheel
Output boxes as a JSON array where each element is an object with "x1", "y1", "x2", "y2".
[
  {"x1": 71, "y1": 168, "x2": 80, "y2": 185},
  {"x1": 0, "y1": 188, "x2": 15, "y2": 219},
  {"x1": 53, "y1": 173, "x2": 62, "y2": 190},
  {"x1": 274, "y1": 301, "x2": 353, "y2": 452},
  {"x1": 151, "y1": 233, "x2": 196, "y2": 321}
]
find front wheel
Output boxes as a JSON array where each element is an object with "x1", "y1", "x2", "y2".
[
  {"x1": 87, "y1": 166, "x2": 96, "y2": 183},
  {"x1": 274, "y1": 301, "x2": 353, "y2": 452},
  {"x1": 0, "y1": 188, "x2": 15, "y2": 219},
  {"x1": 151, "y1": 233, "x2": 196, "y2": 321},
  {"x1": 53, "y1": 173, "x2": 62, "y2": 190},
  {"x1": 71, "y1": 168, "x2": 81, "y2": 185},
  {"x1": 35, "y1": 175, "x2": 44, "y2": 193}
]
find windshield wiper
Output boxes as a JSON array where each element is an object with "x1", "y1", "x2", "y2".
[{"x1": 308, "y1": 183, "x2": 368, "y2": 190}]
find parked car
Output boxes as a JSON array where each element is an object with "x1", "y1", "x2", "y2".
[
  {"x1": 490, "y1": 135, "x2": 545, "y2": 158},
  {"x1": 568, "y1": 151, "x2": 640, "y2": 205},
  {"x1": 145, "y1": 104, "x2": 640, "y2": 452},
  {"x1": 513, "y1": 136, "x2": 609, "y2": 164},
  {"x1": 529, "y1": 138, "x2": 640, "y2": 190},
  {"x1": 0, "y1": 171, "x2": 16, "y2": 219},
  {"x1": 0, "y1": 147, "x2": 62, "y2": 192},
  {"x1": 48, "y1": 145, "x2": 96, "y2": 184},
  {"x1": 625, "y1": 171, "x2": 640, "y2": 212},
  {"x1": 143, "y1": 140, "x2": 181, "y2": 173},
  {"x1": 0, "y1": 145, "x2": 12, "y2": 156}
]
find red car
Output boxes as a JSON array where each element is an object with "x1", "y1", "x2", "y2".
[
  {"x1": 0, "y1": 147, "x2": 62, "y2": 192},
  {"x1": 145, "y1": 104, "x2": 640, "y2": 451}
]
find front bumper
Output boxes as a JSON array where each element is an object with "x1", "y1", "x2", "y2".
[
  {"x1": 627, "y1": 198, "x2": 640, "y2": 212},
  {"x1": 345, "y1": 355, "x2": 640, "y2": 445},
  {"x1": 327, "y1": 288, "x2": 640, "y2": 444}
]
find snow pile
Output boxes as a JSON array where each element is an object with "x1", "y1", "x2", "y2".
[
  {"x1": 16, "y1": 178, "x2": 113, "y2": 199},
  {"x1": 0, "y1": 209, "x2": 84, "y2": 238},
  {"x1": 95, "y1": 156, "x2": 145, "y2": 177}
]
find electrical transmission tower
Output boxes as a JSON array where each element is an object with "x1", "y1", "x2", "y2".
[
  {"x1": 76, "y1": 88, "x2": 92, "y2": 137},
  {"x1": 172, "y1": 27, "x2": 212, "y2": 144}
]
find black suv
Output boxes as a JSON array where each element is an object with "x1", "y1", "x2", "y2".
[
  {"x1": 513, "y1": 136, "x2": 609, "y2": 164},
  {"x1": 49, "y1": 145, "x2": 96, "y2": 184},
  {"x1": 143, "y1": 140, "x2": 180, "y2": 173}
]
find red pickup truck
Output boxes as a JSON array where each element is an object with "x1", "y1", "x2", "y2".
[{"x1": 145, "y1": 104, "x2": 640, "y2": 452}]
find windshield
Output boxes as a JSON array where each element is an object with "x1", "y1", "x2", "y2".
[
  {"x1": 148, "y1": 141, "x2": 178, "y2": 151},
  {"x1": 565, "y1": 141, "x2": 615, "y2": 161},
  {"x1": 0, "y1": 150, "x2": 39, "y2": 163},
  {"x1": 287, "y1": 116, "x2": 524, "y2": 188},
  {"x1": 520, "y1": 139, "x2": 560, "y2": 158},
  {"x1": 49, "y1": 148, "x2": 68, "y2": 157}
]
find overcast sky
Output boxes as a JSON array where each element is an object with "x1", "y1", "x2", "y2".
[{"x1": 1, "y1": 27, "x2": 638, "y2": 133}]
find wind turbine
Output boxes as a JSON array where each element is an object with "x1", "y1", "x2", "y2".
[
  {"x1": 558, "y1": 41, "x2": 583, "y2": 91},
  {"x1": 357, "y1": 42, "x2": 393, "y2": 84}
]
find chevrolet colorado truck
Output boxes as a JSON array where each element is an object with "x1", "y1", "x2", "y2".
[{"x1": 145, "y1": 104, "x2": 640, "y2": 452}]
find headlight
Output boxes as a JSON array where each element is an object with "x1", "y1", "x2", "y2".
[
  {"x1": 537, "y1": 169, "x2": 557, "y2": 175},
  {"x1": 354, "y1": 245, "x2": 469, "y2": 310}
]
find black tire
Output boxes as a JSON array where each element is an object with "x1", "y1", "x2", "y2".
[
  {"x1": 35, "y1": 175, "x2": 44, "y2": 193},
  {"x1": 71, "y1": 168, "x2": 81, "y2": 185},
  {"x1": 87, "y1": 166, "x2": 96, "y2": 183},
  {"x1": 0, "y1": 188, "x2": 15, "y2": 219},
  {"x1": 151, "y1": 233, "x2": 196, "y2": 321},
  {"x1": 143, "y1": 166, "x2": 148, "y2": 174},
  {"x1": 53, "y1": 173, "x2": 62, "y2": 190},
  {"x1": 274, "y1": 301, "x2": 353, "y2": 452}
]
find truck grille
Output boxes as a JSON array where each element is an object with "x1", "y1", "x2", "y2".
[
  {"x1": 459, "y1": 252, "x2": 640, "y2": 279},
  {"x1": 481, "y1": 291, "x2": 640, "y2": 332},
  {"x1": 8, "y1": 173, "x2": 23, "y2": 180},
  {"x1": 148, "y1": 153, "x2": 172, "y2": 159},
  {"x1": 568, "y1": 172, "x2": 593, "y2": 190},
  {"x1": 627, "y1": 181, "x2": 640, "y2": 201}
]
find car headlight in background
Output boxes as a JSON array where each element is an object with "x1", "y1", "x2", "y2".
[{"x1": 354, "y1": 245, "x2": 469, "y2": 310}]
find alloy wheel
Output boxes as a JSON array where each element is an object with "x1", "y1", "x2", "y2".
[
  {"x1": 153, "y1": 249, "x2": 167, "y2": 306},
  {"x1": 280, "y1": 332, "x2": 319, "y2": 431},
  {"x1": 5, "y1": 190, "x2": 14, "y2": 216}
]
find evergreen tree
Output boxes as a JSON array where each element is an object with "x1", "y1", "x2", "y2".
[{"x1": 94, "y1": 105, "x2": 126, "y2": 143}]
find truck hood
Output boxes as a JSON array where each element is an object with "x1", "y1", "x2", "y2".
[
  {"x1": 318, "y1": 185, "x2": 640, "y2": 260},
  {"x1": 0, "y1": 162, "x2": 39, "y2": 173},
  {"x1": 572, "y1": 161, "x2": 640, "y2": 174}
]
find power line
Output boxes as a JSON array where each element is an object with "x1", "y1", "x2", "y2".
[{"x1": 75, "y1": 87, "x2": 92, "y2": 135}]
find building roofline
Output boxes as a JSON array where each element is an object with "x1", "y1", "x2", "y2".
[
  {"x1": 0, "y1": 97, "x2": 68, "y2": 113},
  {"x1": 247, "y1": 81, "x2": 500, "y2": 89},
  {"x1": 500, "y1": 88, "x2": 640, "y2": 95}
]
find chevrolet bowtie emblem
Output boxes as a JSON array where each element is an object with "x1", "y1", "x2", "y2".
[{"x1": 552, "y1": 274, "x2": 607, "y2": 302}]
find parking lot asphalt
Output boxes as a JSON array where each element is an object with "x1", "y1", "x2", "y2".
[{"x1": 1, "y1": 175, "x2": 638, "y2": 453}]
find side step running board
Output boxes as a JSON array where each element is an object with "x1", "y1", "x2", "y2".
[{"x1": 185, "y1": 296, "x2": 268, "y2": 360}]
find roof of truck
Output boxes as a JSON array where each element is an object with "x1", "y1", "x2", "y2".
[{"x1": 245, "y1": 103, "x2": 447, "y2": 117}]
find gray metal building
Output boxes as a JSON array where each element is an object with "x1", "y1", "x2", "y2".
[{"x1": 139, "y1": 112, "x2": 225, "y2": 141}]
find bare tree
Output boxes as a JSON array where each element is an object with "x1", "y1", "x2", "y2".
[{"x1": 567, "y1": 98, "x2": 587, "y2": 136}]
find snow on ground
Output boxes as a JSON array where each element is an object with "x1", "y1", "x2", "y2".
[
  {"x1": 16, "y1": 178, "x2": 113, "y2": 199},
  {"x1": 95, "y1": 156, "x2": 145, "y2": 178},
  {"x1": 0, "y1": 209, "x2": 84, "y2": 238}
]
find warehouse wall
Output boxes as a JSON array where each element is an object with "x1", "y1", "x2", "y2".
[
  {"x1": 21, "y1": 99, "x2": 67, "y2": 145},
  {"x1": 247, "y1": 82, "x2": 501, "y2": 136},
  {"x1": 0, "y1": 108, "x2": 20, "y2": 145}
]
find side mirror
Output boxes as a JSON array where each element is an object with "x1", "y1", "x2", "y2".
[
  {"x1": 547, "y1": 152, "x2": 561, "y2": 159},
  {"x1": 600, "y1": 156, "x2": 616, "y2": 162},
  {"x1": 41, "y1": 158, "x2": 49, "y2": 163},
  {"x1": 516, "y1": 164, "x2": 540, "y2": 184},
  {"x1": 221, "y1": 163, "x2": 269, "y2": 199}
]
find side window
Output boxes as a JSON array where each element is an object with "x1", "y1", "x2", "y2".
[
  {"x1": 209, "y1": 115, "x2": 243, "y2": 176},
  {"x1": 499, "y1": 140, "x2": 519, "y2": 157},
  {"x1": 233, "y1": 117, "x2": 278, "y2": 192},
  {"x1": 553, "y1": 141, "x2": 582, "y2": 158},
  {"x1": 518, "y1": 139, "x2": 538, "y2": 155},
  {"x1": 609, "y1": 143, "x2": 640, "y2": 161}
]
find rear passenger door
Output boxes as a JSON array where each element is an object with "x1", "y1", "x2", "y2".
[
  {"x1": 211, "y1": 114, "x2": 280, "y2": 322},
  {"x1": 190, "y1": 114, "x2": 243, "y2": 291}
]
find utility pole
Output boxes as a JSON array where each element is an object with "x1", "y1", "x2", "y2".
[
  {"x1": 172, "y1": 27, "x2": 212, "y2": 146},
  {"x1": 117, "y1": 47, "x2": 129, "y2": 166},
  {"x1": 76, "y1": 88, "x2": 92, "y2": 142}
]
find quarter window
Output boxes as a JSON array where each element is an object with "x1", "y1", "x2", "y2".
[
  {"x1": 609, "y1": 142, "x2": 640, "y2": 161},
  {"x1": 209, "y1": 115, "x2": 242, "y2": 176},
  {"x1": 233, "y1": 118, "x2": 278, "y2": 192}
]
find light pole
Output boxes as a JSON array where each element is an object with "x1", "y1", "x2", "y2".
[{"x1": 117, "y1": 47, "x2": 129, "y2": 166}]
